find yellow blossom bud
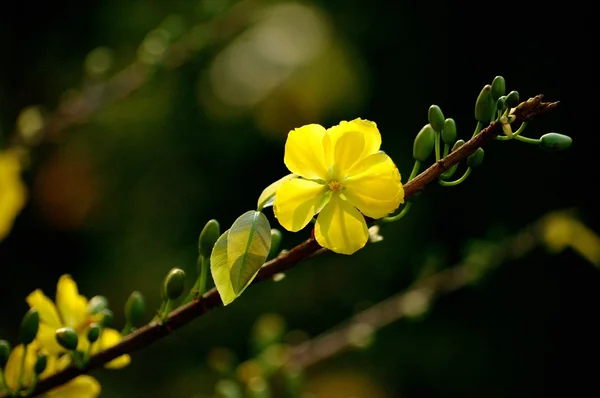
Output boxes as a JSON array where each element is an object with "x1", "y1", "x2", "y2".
[
  {"x1": 491, "y1": 76, "x2": 506, "y2": 100},
  {"x1": 467, "y1": 148, "x2": 485, "y2": 168},
  {"x1": 87, "y1": 323, "x2": 101, "y2": 343},
  {"x1": 163, "y1": 268, "x2": 186, "y2": 300},
  {"x1": 413, "y1": 124, "x2": 436, "y2": 162},
  {"x1": 87, "y1": 295, "x2": 109, "y2": 315},
  {"x1": 475, "y1": 85, "x2": 494, "y2": 122},
  {"x1": 428, "y1": 105, "x2": 445, "y2": 133},
  {"x1": 34, "y1": 354, "x2": 48, "y2": 375},
  {"x1": 539, "y1": 133, "x2": 572, "y2": 152},
  {"x1": 19, "y1": 308, "x2": 39, "y2": 345},
  {"x1": 441, "y1": 118, "x2": 457, "y2": 144},
  {"x1": 56, "y1": 327, "x2": 79, "y2": 351},
  {"x1": 0, "y1": 340, "x2": 10, "y2": 367},
  {"x1": 125, "y1": 291, "x2": 145, "y2": 327},
  {"x1": 199, "y1": 219, "x2": 220, "y2": 259}
]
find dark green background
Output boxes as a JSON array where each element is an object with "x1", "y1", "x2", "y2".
[{"x1": 1, "y1": 0, "x2": 596, "y2": 397}]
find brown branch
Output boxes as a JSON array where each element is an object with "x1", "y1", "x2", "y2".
[{"x1": 3, "y1": 95, "x2": 558, "y2": 398}]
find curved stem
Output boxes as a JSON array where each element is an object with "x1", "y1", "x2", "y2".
[
  {"x1": 514, "y1": 135, "x2": 541, "y2": 145},
  {"x1": 439, "y1": 167, "x2": 472, "y2": 187},
  {"x1": 472, "y1": 121, "x2": 483, "y2": 138},
  {"x1": 443, "y1": 143, "x2": 450, "y2": 158},
  {"x1": 435, "y1": 133, "x2": 441, "y2": 161},
  {"x1": 408, "y1": 161, "x2": 421, "y2": 182},
  {"x1": 381, "y1": 202, "x2": 413, "y2": 223},
  {"x1": 198, "y1": 257, "x2": 209, "y2": 297}
]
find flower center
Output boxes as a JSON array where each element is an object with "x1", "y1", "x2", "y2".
[{"x1": 328, "y1": 180, "x2": 343, "y2": 192}]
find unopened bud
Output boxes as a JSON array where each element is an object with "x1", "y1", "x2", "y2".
[
  {"x1": 467, "y1": 148, "x2": 485, "y2": 169},
  {"x1": 34, "y1": 354, "x2": 48, "y2": 375},
  {"x1": 87, "y1": 323, "x2": 101, "y2": 343},
  {"x1": 475, "y1": 85, "x2": 494, "y2": 122},
  {"x1": 491, "y1": 76, "x2": 506, "y2": 100},
  {"x1": 88, "y1": 295, "x2": 109, "y2": 315},
  {"x1": 56, "y1": 327, "x2": 79, "y2": 351},
  {"x1": 505, "y1": 90, "x2": 520, "y2": 109},
  {"x1": 428, "y1": 105, "x2": 445, "y2": 133},
  {"x1": 19, "y1": 308, "x2": 39, "y2": 345},
  {"x1": 441, "y1": 118, "x2": 457, "y2": 144},
  {"x1": 163, "y1": 268, "x2": 186, "y2": 300},
  {"x1": 100, "y1": 309, "x2": 114, "y2": 328},
  {"x1": 267, "y1": 229, "x2": 283, "y2": 260},
  {"x1": 0, "y1": 340, "x2": 10, "y2": 367},
  {"x1": 413, "y1": 124, "x2": 436, "y2": 162},
  {"x1": 539, "y1": 133, "x2": 572, "y2": 152},
  {"x1": 199, "y1": 219, "x2": 220, "y2": 259},
  {"x1": 125, "y1": 291, "x2": 145, "y2": 327},
  {"x1": 496, "y1": 96, "x2": 506, "y2": 111}
]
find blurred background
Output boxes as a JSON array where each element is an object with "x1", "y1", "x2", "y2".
[{"x1": 1, "y1": 0, "x2": 597, "y2": 397}]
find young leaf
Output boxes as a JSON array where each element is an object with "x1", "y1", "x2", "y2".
[
  {"x1": 228, "y1": 211, "x2": 271, "y2": 294},
  {"x1": 257, "y1": 174, "x2": 296, "y2": 211},
  {"x1": 210, "y1": 211, "x2": 272, "y2": 305}
]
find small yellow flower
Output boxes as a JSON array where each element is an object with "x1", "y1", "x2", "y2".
[
  {"x1": 3, "y1": 343, "x2": 101, "y2": 398},
  {"x1": 0, "y1": 149, "x2": 27, "y2": 241},
  {"x1": 273, "y1": 118, "x2": 404, "y2": 254},
  {"x1": 26, "y1": 275, "x2": 131, "y2": 369}
]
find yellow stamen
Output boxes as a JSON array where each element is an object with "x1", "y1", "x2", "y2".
[{"x1": 328, "y1": 180, "x2": 343, "y2": 192}]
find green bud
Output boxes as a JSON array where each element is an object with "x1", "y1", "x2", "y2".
[
  {"x1": 496, "y1": 96, "x2": 506, "y2": 111},
  {"x1": 34, "y1": 354, "x2": 48, "y2": 375},
  {"x1": 198, "y1": 219, "x2": 220, "y2": 259},
  {"x1": 0, "y1": 340, "x2": 11, "y2": 367},
  {"x1": 441, "y1": 118, "x2": 457, "y2": 144},
  {"x1": 505, "y1": 90, "x2": 520, "y2": 108},
  {"x1": 539, "y1": 133, "x2": 572, "y2": 152},
  {"x1": 163, "y1": 268, "x2": 186, "y2": 300},
  {"x1": 55, "y1": 327, "x2": 79, "y2": 351},
  {"x1": 88, "y1": 295, "x2": 109, "y2": 315},
  {"x1": 428, "y1": 105, "x2": 445, "y2": 133},
  {"x1": 100, "y1": 309, "x2": 114, "y2": 328},
  {"x1": 475, "y1": 85, "x2": 494, "y2": 122},
  {"x1": 467, "y1": 148, "x2": 485, "y2": 168},
  {"x1": 87, "y1": 323, "x2": 101, "y2": 343},
  {"x1": 215, "y1": 379, "x2": 243, "y2": 398},
  {"x1": 413, "y1": 124, "x2": 436, "y2": 162},
  {"x1": 267, "y1": 229, "x2": 282, "y2": 260},
  {"x1": 125, "y1": 291, "x2": 145, "y2": 326},
  {"x1": 451, "y1": 139, "x2": 466, "y2": 152},
  {"x1": 491, "y1": 76, "x2": 506, "y2": 100},
  {"x1": 19, "y1": 308, "x2": 39, "y2": 345}
]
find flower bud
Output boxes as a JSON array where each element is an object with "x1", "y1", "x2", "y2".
[
  {"x1": 267, "y1": 229, "x2": 283, "y2": 260},
  {"x1": 413, "y1": 124, "x2": 436, "y2": 162},
  {"x1": 505, "y1": 90, "x2": 520, "y2": 109},
  {"x1": 475, "y1": 85, "x2": 494, "y2": 122},
  {"x1": 496, "y1": 96, "x2": 506, "y2": 111},
  {"x1": 56, "y1": 327, "x2": 79, "y2": 351},
  {"x1": 34, "y1": 354, "x2": 48, "y2": 375},
  {"x1": 198, "y1": 219, "x2": 220, "y2": 259},
  {"x1": 452, "y1": 139, "x2": 466, "y2": 152},
  {"x1": 0, "y1": 340, "x2": 11, "y2": 368},
  {"x1": 88, "y1": 295, "x2": 109, "y2": 315},
  {"x1": 491, "y1": 76, "x2": 506, "y2": 100},
  {"x1": 467, "y1": 148, "x2": 485, "y2": 168},
  {"x1": 19, "y1": 308, "x2": 39, "y2": 345},
  {"x1": 125, "y1": 291, "x2": 145, "y2": 327},
  {"x1": 441, "y1": 118, "x2": 457, "y2": 144},
  {"x1": 100, "y1": 309, "x2": 114, "y2": 328},
  {"x1": 163, "y1": 268, "x2": 186, "y2": 300},
  {"x1": 428, "y1": 105, "x2": 445, "y2": 133},
  {"x1": 87, "y1": 323, "x2": 101, "y2": 343},
  {"x1": 539, "y1": 133, "x2": 572, "y2": 152}
]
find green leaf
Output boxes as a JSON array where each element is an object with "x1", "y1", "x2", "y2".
[
  {"x1": 257, "y1": 174, "x2": 296, "y2": 211},
  {"x1": 210, "y1": 211, "x2": 272, "y2": 305}
]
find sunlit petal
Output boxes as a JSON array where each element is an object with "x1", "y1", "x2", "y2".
[
  {"x1": 46, "y1": 375, "x2": 101, "y2": 398},
  {"x1": 325, "y1": 119, "x2": 381, "y2": 169},
  {"x1": 3, "y1": 345, "x2": 36, "y2": 390},
  {"x1": 56, "y1": 275, "x2": 88, "y2": 330},
  {"x1": 26, "y1": 289, "x2": 62, "y2": 329},
  {"x1": 95, "y1": 328, "x2": 131, "y2": 369},
  {"x1": 332, "y1": 130, "x2": 366, "y2": 178},
  {"x1": 283, "y1": 124, "x2": 328, "y2": 180},
  {"x1": 36, "y1": 323, "x2": 66, "y2": 354},
  {"x1": 344, "y1": 153, "x2": 404, "y2": 218},
  {"x1": 314, "y1": 195, "x2": 369, "y2": 255},
  {"x1": 274, "y1": 178, "x2": 331, "y2": 232}
]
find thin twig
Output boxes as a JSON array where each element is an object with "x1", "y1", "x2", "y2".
[{"x1": 2, "y1": 95, "x2": 558, "y2": 398}]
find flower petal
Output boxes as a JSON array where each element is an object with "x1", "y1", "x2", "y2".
[
  {"x1": 332, "y1": 130, "x2": 366, "y2": 178},
  {"x1": 36, "y1": 323, "x2": 66, "y2": 354},
  {"x1": 283, "y1": 124, "x2": 328, "y2": 180},
  {"x1": 46, "y1": 375, "x2": 101, "y2": 398},
  {"x1": 26, "y1": 289, "x2": 62, "y2": 329},
  {"x1": 95, "y1": 328, "x2": 131, "y2": 369},
  {"x1": 314, "y1": 194, "x2": 369, "y2": 255},
  {"x1": 56, "y1": 275, "x2": 88, "y2": 330},
  {"x1": 325, "y1": 119, "x2": 381, "y2": 169},
  {"x1": 344, "y1": 153, "x2": 404, "y2": 219},
  {"x1": 274, "y1": 178, "x2": 331, "y2": 232},
  {"x1": 3, "y1": 345, "x2": 36, "y2": 390}
]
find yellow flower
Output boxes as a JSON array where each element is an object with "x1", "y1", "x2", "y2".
[
  {"x1": 0, "y1": 149, "x2": 27, "y2": 241},
  {"x1": 3, "y1": 342, "x2": 101, "y2": 398},
  {"x1": 26, "y1": 275, "x2": 131, "y2": 369},
  {"x1": 273, "y1": 118, "x2": 404, "y2": 254}
]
